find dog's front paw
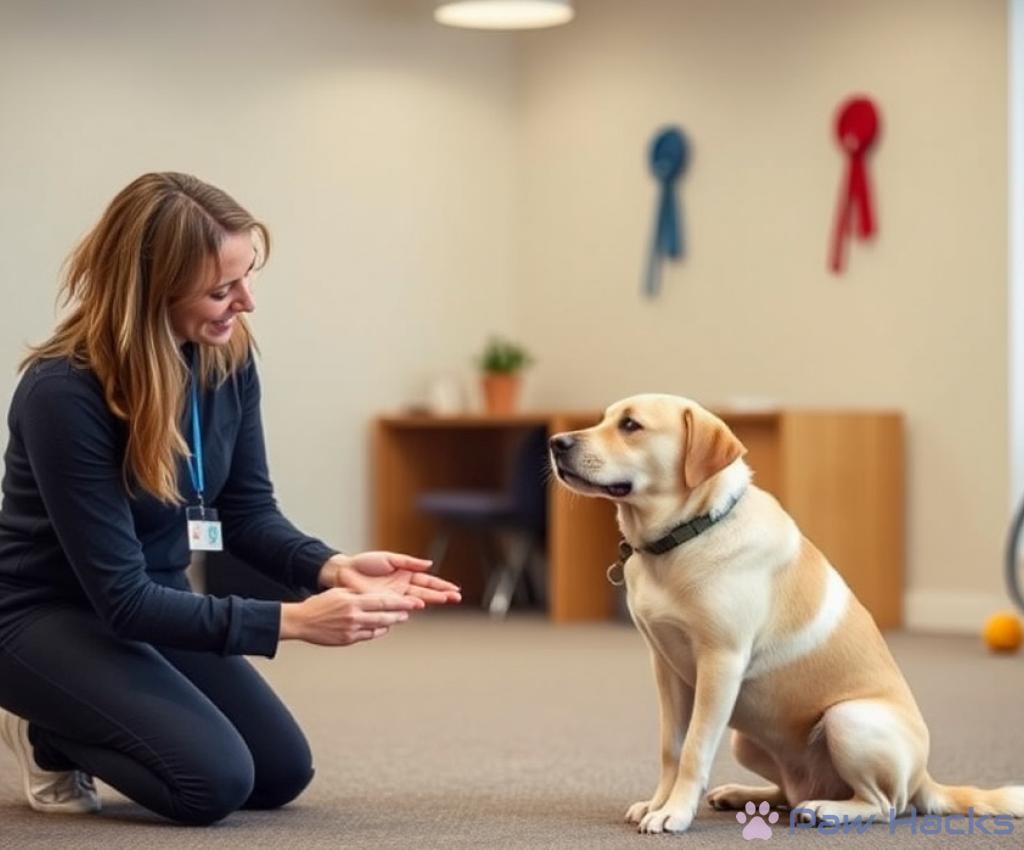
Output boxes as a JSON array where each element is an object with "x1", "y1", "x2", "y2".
[
  {"x1": 707, "y1": 783, "x2": 749, "y2": 811},
  {"x1": 625, "y1": 799, "x2": 654, "y2": 824},
  {"x1": 638, "y1": 804, "x2": 695, "y2": 834}
]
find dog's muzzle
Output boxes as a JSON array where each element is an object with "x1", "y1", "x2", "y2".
[{"x1": 549, "y1": 433, "x2": 633, "y2": 498}]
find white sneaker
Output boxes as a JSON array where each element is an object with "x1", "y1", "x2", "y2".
[{"x1": 0, "y1": 707, "x2": 101, "y2": 814}]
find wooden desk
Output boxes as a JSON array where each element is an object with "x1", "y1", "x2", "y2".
[{"x1": 373, "y1": 410, "x2": 903, "y2": 628}]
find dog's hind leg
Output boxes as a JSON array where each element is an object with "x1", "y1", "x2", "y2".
[
  {"x1": 794, "y1": 699, "x2": 924, "y2": 822},
  {"x1": 707, "y1": 732, "x2": 788, "y2": 810}
]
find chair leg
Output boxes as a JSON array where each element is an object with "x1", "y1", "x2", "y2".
[
  {"x1": 512, "y1": 539, "x2": 543, "y2": 608},
  {"x1": 524, "y1": 542, "x2": 548, "y2": 609},
  {"x1": 483, "y1": 569, "x2": 507, "y2": 614},
  {"x1": 486, "y1": 532, "x2": 532, "y2": 618},
  {"x1": 427, "y1": 530, "x2": 451, "y2": 575},
  {"x1": 486, "y1": 568, "x2": 517, "y2": 617},
  {"x1": 479, "y1": 532, "x2": 505, "y2": 615}
]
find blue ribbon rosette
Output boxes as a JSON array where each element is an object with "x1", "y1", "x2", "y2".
[{"x1": 644, "y1": 126, "x2": 689, "y2": 298}]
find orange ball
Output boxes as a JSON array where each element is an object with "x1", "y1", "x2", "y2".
[{"x1": 983, "y1": 611, "x2": 1023, "y2": 653}]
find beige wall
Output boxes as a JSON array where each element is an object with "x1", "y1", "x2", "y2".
[
  {"x1": 0, "y1": 0, "x2": 1013, "y2": 630},
  {"x1": 517, "y1": 0, "x2": 1010, "y2": 629},
  {"x1": 0, "y1": 0, "x2": 519, "y2": 553}
]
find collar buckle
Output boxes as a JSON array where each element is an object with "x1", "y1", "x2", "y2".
[{"x1": 607, "y1": 539, "x2": 634, "y2": 587}]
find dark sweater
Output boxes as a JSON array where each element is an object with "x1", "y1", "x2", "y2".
[{"x1": 0, "y1": 350, "x2": 337, "y2": 656}]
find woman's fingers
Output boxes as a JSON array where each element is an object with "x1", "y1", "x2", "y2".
[
  {"x1": 357, "y1": 593, "x2": 424, "y2": 612},
  {"x1": 373, "y1": 552, "x2": 432, "y2": 572},
  {"x1": 393, "y1": 555, "x2": 433, "y2": 572},
  {"x1": 407, "y1": 573, "x2": 462, "y2": 604},
  {"x1": 408, "y1": 586, "x2": 461, "y2": 605},
  {"x1": 411, "y1": 572, "x2": 461, "y2": 593},
  {"x1": 358, "y1": 611, "x2": 410, "y2": 628},
  {"x1": 300, "y1": 590, "x2": 418, "y2": 647}
]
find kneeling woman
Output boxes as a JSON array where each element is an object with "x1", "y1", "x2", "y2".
[{"x1": 0, "y1": 173, "x2": 460, "y2": 825}]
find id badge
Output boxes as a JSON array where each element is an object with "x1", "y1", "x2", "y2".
[{"x1": 186, "y1": 506, "x2": 223, "y2": 552}]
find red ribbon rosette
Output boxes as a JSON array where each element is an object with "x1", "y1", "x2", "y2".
[{"x1": 829, "y1": 96, "x2": 880, "y2": 274}]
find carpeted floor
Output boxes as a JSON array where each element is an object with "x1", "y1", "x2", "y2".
[{"x1": 1, "y1": 611, "x2": 1023, "y2": 848}]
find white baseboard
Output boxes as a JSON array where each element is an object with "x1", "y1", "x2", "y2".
[{"x1": 903, "y1": 590, "x2": 1019, "y2": 635}]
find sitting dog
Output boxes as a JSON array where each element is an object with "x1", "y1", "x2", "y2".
[{"x1": 549, "y1": 393, "x2": 1024, "y2": 834}]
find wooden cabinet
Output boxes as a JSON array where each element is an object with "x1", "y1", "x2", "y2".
[{"x1": 373, "y1": 410, "x2": 903, "y2": 628}]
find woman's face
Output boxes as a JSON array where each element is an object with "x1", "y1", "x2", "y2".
[{"x1": 169, "y1": 231, "x2": 257, "y2": 346}]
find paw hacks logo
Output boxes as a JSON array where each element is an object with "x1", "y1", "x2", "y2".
[{"x1": 737, "y1": 800, "x2": 779, "y2": 841}]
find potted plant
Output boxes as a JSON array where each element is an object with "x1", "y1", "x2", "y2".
[{"x1": 478, "y1": 336, "x2": 532, "y2": 415}]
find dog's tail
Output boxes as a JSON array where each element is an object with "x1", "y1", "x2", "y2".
[{"x1": 914, "y1": 774, "x2": 1024, "y2": 816}]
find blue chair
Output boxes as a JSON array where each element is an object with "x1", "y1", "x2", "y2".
[{"x1": 416, "y1": 426, "x2": 548, "y2": 617}]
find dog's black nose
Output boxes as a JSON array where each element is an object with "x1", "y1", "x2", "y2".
[{"x1": 549, "y1": 434, "x2": 576, "y2": 455}]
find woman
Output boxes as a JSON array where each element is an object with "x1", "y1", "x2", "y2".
[{"x1": 0, "y1": 173, "x2": 460, "y2": 825}]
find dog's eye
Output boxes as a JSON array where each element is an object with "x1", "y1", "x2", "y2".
[{"x1": 619, "y1": 416, "x2": 643, "y2": 433}]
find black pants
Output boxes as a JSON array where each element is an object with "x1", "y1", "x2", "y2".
[{"x1": 0, "y1": 603, "x2": 313, "y2": 825}]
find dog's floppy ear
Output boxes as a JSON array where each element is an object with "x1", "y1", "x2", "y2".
[{"x1": 682, "y1": 406, "x2": 747, "y2": 490}]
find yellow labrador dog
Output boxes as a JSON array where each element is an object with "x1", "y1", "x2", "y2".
[{"x1": 549, "y1": 394, "x2": 1024, "y2": 834}]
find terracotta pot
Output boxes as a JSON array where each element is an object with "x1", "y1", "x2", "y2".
[{"x1": 481, "y1": 372, "x2": 521, "y2": 415}]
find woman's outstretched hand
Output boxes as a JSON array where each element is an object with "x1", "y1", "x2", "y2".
[
  {"x1": 318, "y1": 551, "x2": 462, "y2": 606},
  {"x1": 280, "y1": 588, "x2": 423, "y2": 646},
  {"x1": 285, "y1": 552, "x2": 461, "y2": 647}
]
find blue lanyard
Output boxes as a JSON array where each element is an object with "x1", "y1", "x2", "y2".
[{"x1": 186, "y1": 373, "x2": 205, "y2": 506}]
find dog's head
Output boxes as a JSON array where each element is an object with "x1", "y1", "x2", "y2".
[{"x1": 549, "y1": 394, "x2": 747, "y2": 504}]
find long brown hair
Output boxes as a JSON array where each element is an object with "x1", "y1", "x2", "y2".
[{"x1": 23, "y1": 172, "x2": 270, "y2": 504}]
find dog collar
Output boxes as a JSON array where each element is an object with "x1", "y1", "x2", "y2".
[{"x1": 606, "y1": 489, "x2": 746, "y2": 586}]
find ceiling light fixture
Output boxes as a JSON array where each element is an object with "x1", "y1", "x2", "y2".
[{"x1": 434, "y1": 0, "x2": 574, "y2": 30}]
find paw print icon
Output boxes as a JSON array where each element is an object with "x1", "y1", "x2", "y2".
[{"x1": 736, "y1": 800, "x2": 779, "y2": 841}]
